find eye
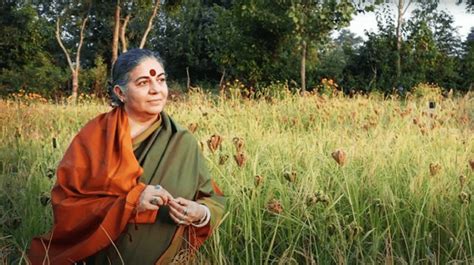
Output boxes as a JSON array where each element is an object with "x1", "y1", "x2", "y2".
[
  {"x1": 137, "y1": 79, "x2": 149, "y2": 86},
  {"x1": 157, "y1": 76, "x2": 166, "y2": 83}
]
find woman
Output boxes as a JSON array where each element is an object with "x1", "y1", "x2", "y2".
[{"x1": 28, "y1": 49, "x2": 225, "y2": 264}]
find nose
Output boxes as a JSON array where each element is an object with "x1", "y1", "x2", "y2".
[{"x1": 149, "y1": 79, "x2": 161, "y2": 94}]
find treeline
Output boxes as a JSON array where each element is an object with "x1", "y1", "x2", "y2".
[{"x1": 0, "y1": 0, "x2": 473, "y2": 99}]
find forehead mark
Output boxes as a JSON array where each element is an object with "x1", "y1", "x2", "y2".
[{"x1": 149, "y1": 69, "x2": 156, "y2": 76}]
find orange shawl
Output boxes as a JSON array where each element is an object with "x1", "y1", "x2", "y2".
[{"x1": 28, "y1": 107, "x2": 146, "y2": 264}]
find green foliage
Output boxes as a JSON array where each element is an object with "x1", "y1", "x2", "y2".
[{"x1": 1, "y1": 93, "x2": 473, "y2": 263}]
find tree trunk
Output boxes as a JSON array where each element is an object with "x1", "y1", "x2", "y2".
[
  {"x1": 139, "y1": 0, "x2": 160, "y2": 49},
  {"x1": 120, "y1": 14, "x2": 131, "y2": 52},
  {"x1": 396, "y1": 0, "x2": 403, "y2": 84},
  {"x1": 186, "y1": 67, "x2": 191, "y2": 90},
  {"x1": 395, "y1": 0, "x2": 413, "y2": 86},
  {"x1": 56, "y1": 16, "x2": 88, "y2": 101},
  {"x1": 112, "y1": 3, "x2": 120, "y2": 66},
  {"x1": 71, "y1": 71, "x2": 78, "y2": 99},
  {"x1": 300, "y1": 40, "x2": 307, "y2": 92}
]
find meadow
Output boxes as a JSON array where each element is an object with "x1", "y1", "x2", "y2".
[{"x1": 0, "y1": 87, "x2": 473, "y2": 264}]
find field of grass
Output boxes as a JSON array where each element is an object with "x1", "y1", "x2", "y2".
[{"x1": 0, "y1": 90, "x2": 473, "y2": 264}]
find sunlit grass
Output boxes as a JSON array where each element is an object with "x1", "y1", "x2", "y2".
[{"x1": 0, "y1": 90, "x2": 473, "y2": 264}]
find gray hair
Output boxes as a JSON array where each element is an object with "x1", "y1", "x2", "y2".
[{"x1": 109, "y1": 48, "x2": 165, "y2": 107}]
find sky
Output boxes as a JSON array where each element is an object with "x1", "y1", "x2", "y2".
[{"x1": 342, "y1": 1, "x2": 474, "y2": 41}]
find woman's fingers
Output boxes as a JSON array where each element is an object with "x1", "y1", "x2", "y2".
[
  {"x1": 150, "y1": 186, "x2": 173, "y2": 205},
  {"x1": 169, "y1": 211, "x2": 189, "y2": 225},
  {"x1": 149, "y1": 196, "x2": 164, "y2": 206},
  {"x1": 142, "y1": 200, "x2": 159, "y2": 211}
]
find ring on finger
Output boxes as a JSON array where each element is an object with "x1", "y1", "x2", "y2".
[
  {"x1": 183, "y1": 207, "x2": 188, "y2": 216},
  {"x1": 150, "y1": 197, "x2": 159, "y2": 205}
]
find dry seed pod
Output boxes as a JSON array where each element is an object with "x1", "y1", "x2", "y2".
[
  {"x1": 469, "y1": 159, "x2": 474, "y2": 171},
  {"x1": 413, "y1": 117, "x2": 419, "y2": 125},
  {"x1": 46, "y1": 168, "x2": 55, "y2": 179},
  {"x1": 52, "y1": 137, "x2": 58, "y2": 149},
  {"x1": 429, "y1": 163, "x2": 441, "y2": 176},
  {"x1": 331, "y1": 149, "x2": 346, "y2": 166},
  {"x1": 232, "y1": 137, "x2": 245, "y2": 153},
  {"x1": 234, "y1": 152, "x2": 246, "y2": 167},
  {"x1": 199, "y1": 141, "x2": 204, "y2": 151},
  {"x1": 40, "y1": 193, "x2": 51, "y2": 206},
  {"x1": 219, "y1": 154, "x2": 229, "y2": 165},
  {"x1": 254, "y1": 175, "x2": 264, "y2": 187},
  {"x1": 267, "y1": 199, "x2": 283, "y2": 214},
  {"x1": 283, "y1": 170, "x2": 297, "y2": 182},
  {"x1": 459, "y1": 175, "x2": 467, "y2": 189},
  {"x1": 207, "y1": 134, "x2": 223, "y2": 153},
  {"x1": 306, "y1": 195, "x2": 318, "y2": 205},
  {"x1": 188, "y1": 123, "x2": 198, "y2": 133},
  {"x1": 459, "y1": 191, "x2": 471, "y2": 204}
]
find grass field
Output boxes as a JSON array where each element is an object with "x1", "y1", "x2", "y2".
[{"x1": 0, "y1": 89, "x2": 473, "y2": 264}]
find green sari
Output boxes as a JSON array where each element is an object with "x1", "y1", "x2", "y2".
[{"x1": 88, "y1": 112, "x2": 225, "y2": 264}]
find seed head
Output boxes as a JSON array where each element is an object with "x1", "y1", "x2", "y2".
[
  {"x1": 234, "y1": 152, "x2": 246, "y2": 167},
  {"x1": 188, "y1": 123, "x2": 198, "y2": 133},
  {"x1": 207, "y1": 134, "x2": 223, "y2": 153},
  {"x1": 459, "y1": 175, "x2": 467, "y2": 190},
  {"x1": 267, "y1": 199, "x2": 283, "y2": 214},
  {"x1": 459, "y1": 191, "x2": 471, "y2": 204},
  {"x1": 429, "y1": 163, "x2": 441, "y2": 176},
  {"x1": 254, "y1": 175, "x2": 264, "y2": 187},
  {"x1": 332, "y1": 149, "x2": 346, "y2": 166},
  {"x1": 283, "y1": 170, "x2": 297, "y2": 182},
  {"x1": 232, "y1": 137, "x2": 245, "y2": 153},
  {"x1": 219, "y1": 154, "x2": 229, "y2": 165}
]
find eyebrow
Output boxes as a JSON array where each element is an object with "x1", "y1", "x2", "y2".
[{"x1": 134, "y1": 72, "x2": 165, "y2": 82}]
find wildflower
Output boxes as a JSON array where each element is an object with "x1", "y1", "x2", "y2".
[
  {"x1": 207, "y1": 134, "x2": 223, "y2": 153},
  {"x1": 429, "y1": 163, "x2": 441, "y2": 176},
  {"x1": 234, "y1": 152, "x2": 246, "y2": 167},
  {"x1": 188, "y1": 123, "x2": 198, "y2": 133},
  {"x1": 267, "y1": 199, "x2": 283, "y2": 214},
  {"x1": 332, "y1": 149, "x2": 346, "y2": 166}
]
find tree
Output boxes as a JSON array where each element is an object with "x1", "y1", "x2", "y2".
[
  {"x1": 111, "y1": 0, "x2": 160, "y2": 65},
  {"x1": 287, "y1": 0, "x2": 355, "y2": 91},
  {"x1": 55, "y1": 4, "x2": 90, "y2": 100},
  {"x1": 0, "y1": 2, "x2": 68, "y2": 96}
]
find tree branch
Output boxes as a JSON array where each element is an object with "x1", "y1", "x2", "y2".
[
  {"x1": 55, "y1": 17, "x2": 75, "y2": 73},
  {"x1": 75, "y1": 16, "x2": 88, "y2": 72},
  {"x1": 120, "y1": 14, "x2": 131, "y2": 52},
  {"x1": 139, "y1": 0, "x2": 160, "y2": 49}
]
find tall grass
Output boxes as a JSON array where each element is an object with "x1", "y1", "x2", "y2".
[{"x1": 0, "y1": 91, "x2": 473, "y2": 264}]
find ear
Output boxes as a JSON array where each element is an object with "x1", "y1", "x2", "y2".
[{"x1": 113, "y1": 85, "x2": 126, "y2": 102}]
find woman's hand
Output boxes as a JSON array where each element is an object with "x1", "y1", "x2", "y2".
[
  {"x1": 137, "y1": 185, "x2": 173, "y2": 212},
  {"x1": 168, "y1": 197, "x2": 206, "y2": 226}
]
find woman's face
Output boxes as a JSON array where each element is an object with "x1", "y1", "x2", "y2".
[{"x1": 119, "y1": 58, "x2": 168, "y2": 121}]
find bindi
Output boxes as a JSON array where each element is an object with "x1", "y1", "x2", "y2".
[{"x1": 149, "y1": 69, "x2": 156, "y2": 76}]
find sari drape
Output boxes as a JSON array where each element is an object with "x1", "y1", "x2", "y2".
[{"x1": 28, "y1": 107, "x2": 225, "y2": 264}]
